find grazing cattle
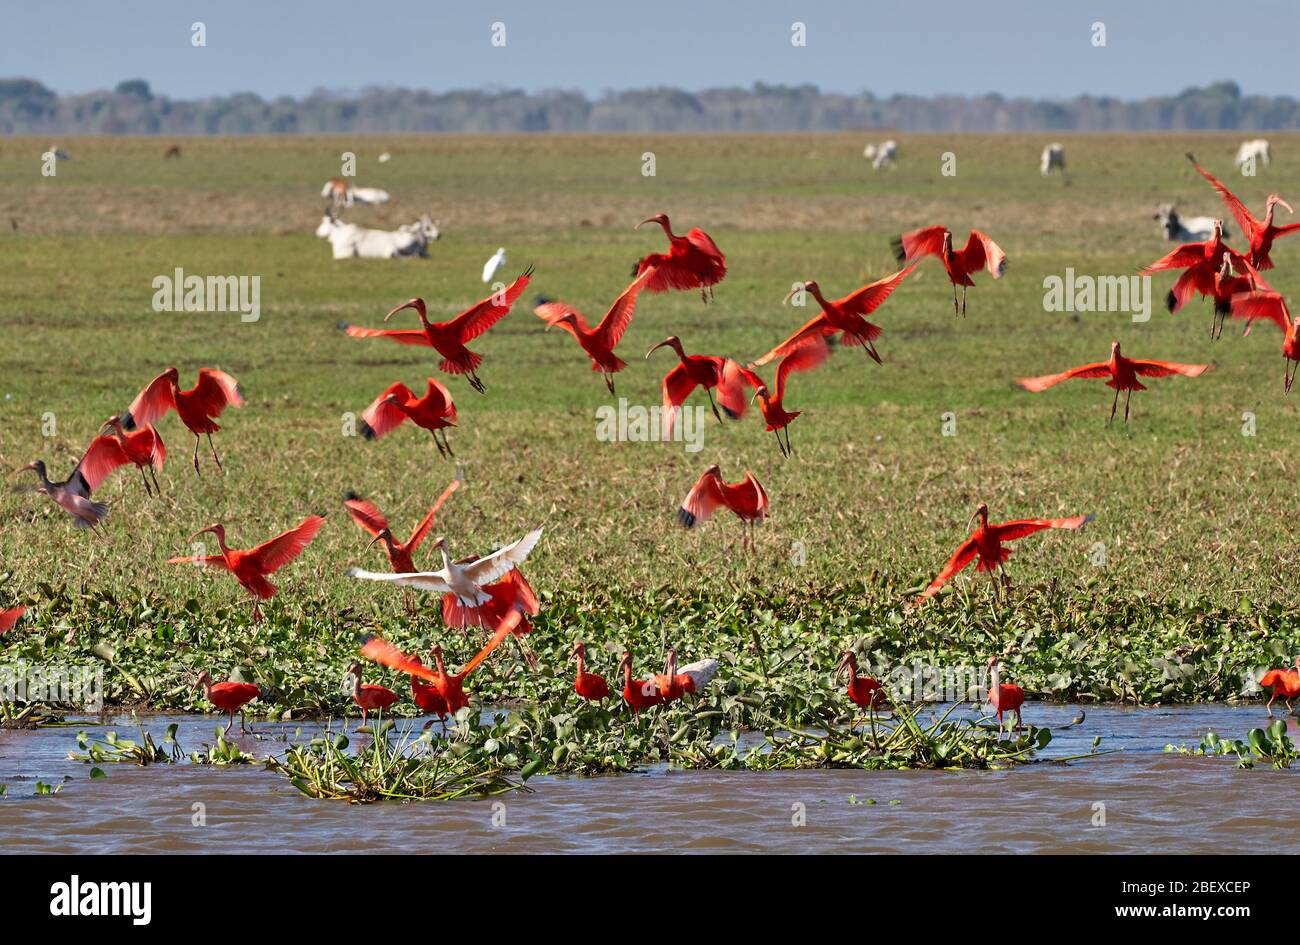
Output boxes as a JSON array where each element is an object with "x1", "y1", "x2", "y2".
[
  {"x1": 315, "y1": 213, "x2": 436, "y2": 259},
  {"x1": 1153, "y1": 204, "x2": 1229, "y2": 243},
  {"x1": 164, "y1": 145, "x2": 182, "y2": 159},
  {"x1": 863, "y1": 139, "x2": 898, "y2": 171},
  {"x1": 320, "y1": 177, "x2": 392, "y2": 209},
  {"x1": 1235, "y1": 139, "x2": 1271, "y2": 171},
  {"x1": 1040, "y1": 143, "x2": 1065, "y2": 176}
]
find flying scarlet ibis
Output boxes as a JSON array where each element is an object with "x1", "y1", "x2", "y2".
[
  {"x1": 891, "y1": 227, "x2": 1006, "y2": 315},
  {"x1": 986, "y1": 656, "x2": 1026, "y2": 732},
  {"x1": 344, "y1": 478, "x2": 461, "y2": 573},
  {"x1": 122, "y1": 367, "x2": 243, "y2": 474},
  {"x1": 646, "y1": 335, "x2": 751, "y2": 433},
  {"x1": 358, "y1": 379, "x2": 457, "y2": 457},
  {"x1": 195, "y1": 670, "x2": 260, "y2": 734},
  {"x1": 1166, "y1": 256, "x2": 1270, "y2": 339},
  {"x1": 1228, "y1": 291, "x2": 1300, "y2": 391},
  {"x1": 836, "y1": 650, "x2": 886, "y2": 710},
  {"x1": 347, "y1": 526, "x2": 544, "y2": 607},
  {"x1": 167, "y1": 515, "x2": 326, "y2": 622},
  {"x1": 340, "y1": 268, "x2": 534, "y2": 393},
  {"x1": 570, "y1": 642, "x2": 611, "y2": 703},
  {"x1": 1186, "y1": 153, "x2": 1300, "y2": 271},
  {"x1": 0, "y1": 606, "x2": 26, "y2": 634},
  {"x1": 678, "y1": 464, "x2": 768, "y2": 550},
  {"x1": 409, "y1": 651, "x2": 451, "y2": 731},
  {"x1": 1017, "y1": 340, "x2": 1212, "y2": 422},
  {"x1": 344, "y1": 660, "x2": 399, "y2": 724},
  {"x1": 654, "y1": 647, "x2": 719, "y2": 704},
  {"x1": 919, "y1": 503, "x2": 1091, "y2": 603},
  {"x1": 533, "y1": 269, "x2": 654, "y2": 394},
  {"x1": 1140, "y1": 219, "x2": 1253, "y2": 279},
  {"x1": 99, "y1": 415, "x2": 166, "y2": 495},
  {"x1": 441, "y1": 566, "x2": 541, "y2": 667},
  {"x1": 754, "y1": 267, "x2": 914, "y2": 366},
  {"x1": 745, "y1": 336, "x2": 832, "y2": 456},
  {"x1": 632, "y1": 213, "x2": 726, "y2": 301},
  {"x1": 618, "y1": 651, "x2": 664, "y2": 718},
  {"x1": 1259, "y1": 657, "x2": 1300, "y2": 716}
]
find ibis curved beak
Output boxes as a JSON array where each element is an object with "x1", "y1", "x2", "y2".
[
  {"x1": 12, "y1": 462, "x2": 38, "y2": 477},
  {"x1": 366, "y1": 532, "x2": 388, "y2": 550},
  {"x1": 1279, "y1": 197, "x2": 1294, "y2": 215},
  {"x1": 782, "y1": 283, "x2": 806, "y2": 306},
  {"x1": 187, "y1": 525, "x2": 216, "y2": 543},
  {"x1": 384, "y1": 299, "x2": 419, "y2": 323},
  {"x1": 751, "y1": 386, "x2": 769, "y2": 404},
  {"x1": 645, "y1": 338, "x2": 673, "y2": 360},
  {"x1": 635, "y1": 216, "x2": 659, "y2": 230}
]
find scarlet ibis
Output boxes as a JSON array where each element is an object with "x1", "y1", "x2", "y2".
[
  {"x1": 754, "y1": 268, "x2": 914, "y2": 366},
  {"x1": 570, "y1": 642, "x2": 611, "y2": 703},
  {"x1": 97, "y1": 416, "x2": 166, "y2": 495},
  {"x1": 1166, "y1": 256, "x2": 1270, "y2": 339},
  {"x1": 646, "y1": 335, "x2": 751, "y2": 432},
  {"x1": 359, "y1": 614, "x2": 518, "y2": 715},
  {"x1": 1187, "y1": 153, "x2": 1300, "y2": 271},
  {"x1": 359, "y1": 379, "x2": 457, "y2": 457},
  {"x1": 0, "y1": 606, "x2": 26, "y2": 634},
  {"x1": 441, "y1": 566, "x2": 541, "y2": 668},
  {"x1": 409, "y1": 650, "x2": 451, "y2": 730},
  {"x1": 892, "y1": 227, "x2": 1006, "y2": 315},
  {"x1": 344, "y1": 478, "x2": 461, "y2": 573},
  {"x1": 340, "y1": 268, "x2": 534, "y2": 393},
  {"x1": 654, "y1": 647, "x2": 719, "y2": 703},
  {"x1": 835, "y1": 650, "x2": 886, "y2": 710},
  {"x1": 746, "y1": 336, "x2": 832, "y2": 456},
  {"x1": 122, "y1": 367, "x2": 243, "y2": 474},
  {"x1": 987, "y1": 656, "x2": 1025, "y2": 732},
  {"x1": 534, "y1": 270, "x2": 654, "y2": 394},
  {"x1": 919, "y1": 502, "x2": 1091, "y2": 603},
  {"x1": 1259, "y1": 657, "x2": 1300, "y2": 716},
  {"x1": 195, "y1": 670, "x2": 260, "y2": 734},
  {"x1": 1140, "y1": 219, "x2": 1253, "y2": 279},
  {"x1": 1229, "y1": 291, "x2": 1300, "y2": 391},
  {"x1": 677, "y1": 464, "x2": 768, "y2": 550},
  {"x1": 345, "y1": 659, "x2": 399, "y2": 724},
  {"x1": 1017, "y1": 340, "x2": 1212, "y2": 422},
  {"x1": 632, "y1": 213, "x2": 726, "y2": 302},
  {"x1": 13, "y1": 452, "x2": 124, "y2": 536},
  {"x1": 618, "y1": 651, "x2": 664, "y2": 718},
  {"x1": 167, "y1": 515, "x2": 326, "y2": 622},
  {"x1": 347, "y1": 526, "x2": 544, "y2": 606}
]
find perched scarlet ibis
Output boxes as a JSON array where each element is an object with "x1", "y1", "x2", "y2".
[
  {"x1": 195, "y1": 670, "x2": 260, "y2": 734},
  {"x1": 1259, "y1": 657, "x2": 1300, "y2": 716},
  {"x1": 632, "y1": 213, "x2": 726, "y2": 301},
  {"x1": 13, "y1": 454, "x2": 122, "y2": 535},
  {"x1": 359, "y1": 379, "x2": 457, "y2": 457},
  {"x1": 653, "y1": 647, "x2": 719, "y2": 703},
  {"x1": 1140, "y1": 219, "x2": 1253, "y2": 279},
  {"x1": 1187, "y1": 153, "x2": 1300, "y2": 271},
  {"x1": 678, "y1": 464, "x2": 768, "y2": 550},
  {"x1": 1228, "y1": 291, "x2": 1300, "y2": 391},
  {"x1": 340, "y1": 268, "x2": 534, "y2": 393},
  {"x1": 570, "y1": 642, "x2": 610, "y2": 703},
  {"x1": 441, "y1": 566, "x2": 541, "y2": 668},
  {"x1": 987, "y1": 656, "x2": 1026, "y2": 732},
  {"x1": 344, "y1": 478, "x2": 461, "y2": 573},
  {"x1": 96, "y1": 415, "x2": 167, "y2": 495},
  {"x1": 1017, "y1": 340, "x2": 1212, "y2": 422},
  {"x1": 892, "y1": 227, "x2": 1006, "y2": 315},
  {"x1": 533, "y1": 270, "x2": 653, "y2": 394},
  {"x1": 754, "y1": 268, "x2": 914, "y2": 366},
  {"x1": 646, "y1": 335, "x2": 751, "y2": 432},
  {"x1": 349, "y1": 526, "x2": 544, "y2": 607},
  {"x1": 122, "y1": 367, "x2": 243, "y2": 474},
  {"x1": 167, "y1": 515, "x2": 326, "y2": 622},
  {"x1": 360, "y1": 613, "x2": 518, "y2": 715},
  {"x1": 919, "y1": 502, "x2": 1091, "y2": 603},
  {"x1": 1166, "y1": 255, "x2": 1270, "y2": 339},
  {"x1": 345, "y1": 659, "x2": 399, "y2": 724},
  {"x1": 745, "y1": 336, "x2": 832, "y2": 456},
  {"x1": 835, "y1": 650, "x2": 886, "y2": 710},
  {"x1": 618, "y1": 651, "x2": 664, "y2": 718},
  {"x1": 0, "y1": 606, "x2": 27, "y2": 634},
  {"x1": 409, "y1": 651, "x2": 451, "y2": 730}
]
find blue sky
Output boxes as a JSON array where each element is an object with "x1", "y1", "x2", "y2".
[{"x1": 5, "y1": 0, "x2": 1297, "y2": 100}]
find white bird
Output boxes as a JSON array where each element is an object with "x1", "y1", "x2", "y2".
[
  {"x1": 663, "y1": 647, "x2": 719, "y2": 693},
  {"x1": 48, "y1": 145, "x2": 71, "y2": 161},
  {"x1": 378, "y1": 152, "x2": 392, "y2": 163},
  {"x1": 482, "y1": 247, "x2": 507, "y2": 283},
  {"x1": 347, "y1": 526, "x2": 543, "y2": 606}
]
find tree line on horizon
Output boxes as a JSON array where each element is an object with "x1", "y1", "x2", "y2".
[{"x1": 2, "y1": 78, "x2": 1296, "y2": 135}]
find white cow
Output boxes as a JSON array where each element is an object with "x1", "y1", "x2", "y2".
[
  {"x1": 1235, "y1": 139, "x2": 1271, "y2": 171},
  {"x1": 315, "y1": 213, "x2": 436, "y2": 259},
  {"x1": 863, "y1": 139, "x2": 898, "y2": 170},
  {"x1": 1153, "y1": 204, "x2": 1228, "y2": 242},
  {"x1": 320, "y1": 177, "x2": 392, "y2": 209},
  {"x1": 1040, "y1": 143, "x2": 1066, "y2": 176}
]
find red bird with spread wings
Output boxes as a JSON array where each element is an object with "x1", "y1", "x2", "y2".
[
  {"x1": 341, "y1": 268, "x2": 534, "y2": 393},
  {"x1": 1139, "y1": 219, "x2": 1253, "y2": 279},
  {"x1": 122, "y1": 367, "x2": 243, "y2": 473},
  {"x1": 743, "y1": 336, "x2": 832, "y2": 456},
  {"x1": 344, "y1": 478, "x2": 460, "y2": 573},
  {"x1": 677, "y1": 464, "x2": 768, "y2": 551},
  {"x1": 534, "y1": 270, "x2": 653, "y2": 394},
  {"x1": 918, "y1": 503, "x2": 1092, "y2": 604},
  {"x1": 1186, "y1": 153, "x2": 1300, "y2": 271},
  {"x1": 358, "y1": 378, "x2": 457, "y2": 457},
  {"x1": 632, "y1": 213, "x2": 726, "y2": 301},
  {"x1": 1017, "y1": 341, "x2": 1212, "y2": 422},
  {"x1": 892, "y1": 227, "x2": 1006, "y2": 315},
  {"x1": 645, "y1": 335, "x2": 754, "y2": 434},
  {"x1": 1228, "y1": 291, "x2": 1300, "y2": 391},
  {"x1": 1166, "y1": 255, "x2": 1270, "y2": 339}
]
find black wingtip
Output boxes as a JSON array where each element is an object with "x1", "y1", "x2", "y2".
[
  {"x1": 677, "y1": 508, "x2": 696, "y2": 528},
  {"x1": 1214, "y1": 298, "x2": 1231, "y2": 316},
  {"x1": 359, "y1": 421, "x2": 377, "y2": 441},
  {"x1": 629, "y1": 260, "x2": 640, "y2": 278},
  {"x1": 343, "y1": 490, "x2": 360, "y2": 501},
  {"x1": 337, "y1": 321, "x2": 350, "y2": 331},
  {"x1": 533, "y1": 294, "x2": 552, "y2": 307},
  {"x1": 721, "y1": 405, "x2": 738, "y2": 420},
  {"x1": 1165, "y1": 291, "x2": 1177, "y2": 313},
  {"x1": 1082, "y1": 513, "x2": 1097, "y2": 525},
  {"x1": 120, "y1": 411, "x2": 137, "y2": 431},
  {"x1": 889, "y1": 237, "x2": 906, "y2": 264},
  {"x1": 1185, "y1": 152, "x2": 1197, "y2": 164}
]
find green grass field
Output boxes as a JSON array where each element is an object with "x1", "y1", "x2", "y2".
[{"x1": 2, "y1": 133, "x2": 1299, "y2": 713}]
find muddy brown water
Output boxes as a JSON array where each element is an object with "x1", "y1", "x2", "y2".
[{"x1": 1, "y1": 704, "x2": 1296, "y2": 853}]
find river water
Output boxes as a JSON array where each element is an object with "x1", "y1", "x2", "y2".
[{"x1": 1, "y1": 704, "x2": 1296, "y2": 853}]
